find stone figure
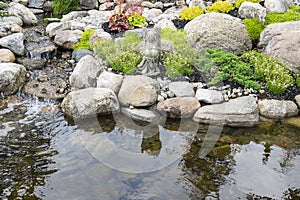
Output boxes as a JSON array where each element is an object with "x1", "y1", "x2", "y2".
[{"x1": 136, "y1": 27, "x2": 161, "y2": 77}]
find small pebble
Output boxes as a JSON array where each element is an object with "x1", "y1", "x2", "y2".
[{"x1": 158, "y1": 95, "x2": 165, "y2": 102}]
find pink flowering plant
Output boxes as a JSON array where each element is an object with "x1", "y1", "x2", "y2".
[{"x1": 108, "y1": 0, "x2": 147, "y2": 32}]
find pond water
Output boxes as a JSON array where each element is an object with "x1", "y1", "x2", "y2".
[{"x1": 0, "y1": 95, "x2": 300, "y2": 199}]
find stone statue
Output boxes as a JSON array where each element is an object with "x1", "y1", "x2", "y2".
[{"x1": 136, "y1": 27, "x2": 161, "y2": 77}]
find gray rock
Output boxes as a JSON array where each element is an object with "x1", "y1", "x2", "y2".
[
  {"x1": 0, "y1": 33, "x2": 25, "y2": 55},
  {"x1": 295, "y1": 95, "x2": 300, "y2": 107},
  {"x1": 157, "y1": 97, "x2": 200, "y2": 118},
  {"x1": 45, "y1": 22, "x2": 64, "y2": 38},
  {"x1": 184, "y1": 12, "x2": 252, "y2": 55},
  {"x1": 169, "y1": 81, "x2": 195, "y2": 97},
  {"x1": 71, "y1": 49, "x2": 93, "y2": 62},
  {"x1": 28, "y1": 0, "x2": 45, "y2": 8},
  {"x1": 154, "y1": 19, "x2": 176, "y2": 30},
  {"x1": 63, "y1": 20, "x2": 86, "y2": 31},
  {"x1": 97, "y1": 71, "x2": 123, "y2": 94},
  {"x1": 0, "y1": 22, "x2": 23, "y2": 37},
  {"x1": 118, "y1": 75, "x2": 160, "y2": 107},
  {"x1": 264, "y1": 0, "x2": 289, "y2": 13},
  {"x1": 258, "y1": 21, "x2": 300, "y2": 73},
  {"x1": 0, "y1": 49, "x2": 15, "y2": 63},
  {"x1": 193, "y1": 96, "x2": 259, "y2": 127},
  {"x1": 80, "y1": 0, "x2": 98, "y2": 10},
  {"x1": 121, "y1": 108, "x2": 161, "y2": 122},
  {"x1": 143, "y1": 8, "x2": 163, "y2": 23},
  {"x1": 89, "y1": 30, "x2": 112, "y2": 46},
  {"x1": 61, "y1": 11, "x2": 88, "y2": 23},
  {"x1": 70, "y1": 55, "x2": 104, "y2": 89},
  {"x1": 61, "y1": 88, "x2": 120, "y2": 118},
  {"x1": 16, "y1": 57, "x2": 45, "y2": 70},
  {"x1": 0, "y1": 63, "x2": 27, "y2": 95},
  {"x1": 142, "y1": 1, "x2": 156, "y2": 8},
  {"x1": 258, "y1": 99, "x2": 298, "y2": 119},
  {"x1": 8, "y1": 2, "x2": 38, "y2": 25},
  {"x1": 238, "y1": 2, "x2": 266, "y2": 23},
  {"x1": 0, "y1": 16, "x2": 23, "y2": 26},
  {"x1": 54, "y1": 29, "x2": 83, "y2": 49},
  {"x1": 189, "y1": 0, "x2": 206, "y2": 9},
  {"x1": 196, "y1": 89, "x2": 224, "y2": 104}
]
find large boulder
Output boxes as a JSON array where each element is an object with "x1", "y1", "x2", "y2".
[
  {"x1": 157, "y1": 97, "x2": 200, "y2": 118},
  {"x1": 264, "y1": 0, "x2": 289, "y2": 13},
  {"x1": 0, "y1": 33, "x2": 25, "y2": 55},
  {"x1": 70, "y1": 55, "x2": 104, "y2": 89},
  {"x1": 61, "y1": 88, "x2": 120, "y2": 118},
  {"x1": 54, "y1": 30, "x2": 83, "y2": 49},
  {"x1": 97, "y1": 71, "x2": 123, "y2": 94},
  {"x1": 0, "y1": 49, "x2": 15, "y2": 63},
  {"x1": 193, "y1": 96, "x2": 259, "y2": 127},
  {"x1": 195, "y1": 88, "x2": 224, "y2": 104},
  {"x1": 238, "y1": 2, "x2": 266, "y2": 23},
  {"x1": 168, "y1": 81, "x2": 195, "y2": 97},
  {"x1": 184, "y1": 12, "x2": 252, "y2": 55},
  {"x1": 0, "y1": 63, "x2": 27, "y2": 95},
  {"x1": 8, "y1": 2, "x2": 38, "y2": 25},
  {"x1": 258, "y1": 21, "x2": 300, "y2": 73},
  {"x1": 258, "y1": 99, "x2": 298, "y2": 119},
  {"x1": 118, "y1": 75, "x2": 160, "y2": 107}
]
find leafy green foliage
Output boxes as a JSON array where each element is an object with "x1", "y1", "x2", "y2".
[
  {"x1": 296, "y1": 77, "x2": 300, "y2": 88},
  {"x1": 196, "y1": 48, "x2": 261, "y2": 89},
  {"x1": 243, "y1": 18, "x2": 265, "y2": 42},
  {"x1": 94, "y1": 33, "x2": 142, "y2": 74},
  {"x1": 73, "y1": 29, "x2": 95, "y2": 51},
  {"x1": 163, "y1": 53, "x2": 193, "y2": 78},
  {"x1": 51, "y1": 0, "x2": 80, "y2": 17},
  {"x1": 179, "y1": 6, "x2": 205, "y2": 21},
  {"x1": 265, "y1": 5, "x2": 300, "y2": 25},
  {"x1": 242, "y1": 51, "x2": 294, "y2": 94},
  {"x1": 128, "y1": 12, "x2": 148, "y2": 28},
  {"x1": 207, "y1": 1, "x2": 234, "y2": 13},
  {"x1": 234, "y1": 0, "x2": 261, "y2": 8}
]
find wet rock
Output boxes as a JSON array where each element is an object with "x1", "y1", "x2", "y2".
[
  {"x1": 121, "y1": 107, "x2": 161, "y2": 122},
  {"x1": 8, "y1": 2, "x2": 38, "y2": 25},
  {"x1": 23, "y1": 78, "x2": 66, "y2": 99},
  {"x1": 258, "y1": 99, "x2": 298, "y2": 119},
  {"x1": 157, "y1": 97, "x2": 200, "y2": 118},
  {"x1": 54, "y1": 29, "x2": 83, "y2": 49},
  {"x1": 154, "y1": 19, "x2": 177, "y2": 30},
  {"x1": 0, "y1": 63, "x2": 27, "y2": 95},
  {"x1": 28, "y1": 0, "x2": 45, "y2": 9},
  {"x1": 0, "y1": 16, "x2": 23, "y2": 26},
  {"x1": 282, "y1": 117, "x2": 300, "y2": 129},
  {"x1": 16, "y1": 57, "x2": 45, "y2": 70},
  {"x1": 118, "y1": 75, "x2": 160, "y2": 107},
  {"x1": 238, "y1": 2, "x2": 266, "y2": 23},
  {"x1": 184, "y1": 12, "x2": 252, "y2": 55},
  {"x1": 61, "y1": 88, "x2": 120, "y2": 118},
  {"x1": 71, "y1": 49, "x2": 93, "y2": 62},
  {"x1": 196, "y1": 88, "x2": 224, "y2": 104},
  {"x1": 193, "y1": 96, "x2": 259, "y2": 127},
  {"x1": 258, "y1": 21, "x2": 300, "y2": 73},
  {"x1": 169, "y1": 81, "x2": 195, "y2": 97},
  {"x1": 0, "y1": 32, "x2": 25, "y2": 55},
  {"x1": 0, "y1": 49, "x2": 15, "y2": 63},
  {"x1": 70, "y1": 55, "x2": 105, "y2": 89},
  {"x1": 264, "y1": 0, "x2": 289, "y2": 13},
  {"x1": 97, "y1": 71, "x2": 123, "y2": 94},
  {"x1": 80, "y1": 0, "x2": 99, "y2": 10}
]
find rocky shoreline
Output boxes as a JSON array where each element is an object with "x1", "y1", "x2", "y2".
[{"x1": 0, "y1": 0, "x2": 300, "y2": 127}]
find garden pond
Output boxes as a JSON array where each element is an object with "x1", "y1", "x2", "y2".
[{"x1": 0, "y1": 94, "x2": 300, "y2": 199}]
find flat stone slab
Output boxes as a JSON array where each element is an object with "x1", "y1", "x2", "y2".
[
  {"x1": 168, "y1": 81, "x2": 195, "y2": 97},
  {"x1": 193, "y1": 96, "x2": 259, "y2": 127},
  {"x1": 121, "y1": 108, "x2": 161, "y2": 123},
  {"x1": 196, "y1": 88, "x2": 224, "y2": 104}
]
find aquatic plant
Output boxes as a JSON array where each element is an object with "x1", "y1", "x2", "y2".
[
  {"x1": 207, "y1": 1, "x2": 234, "y2": 14},
  {"x1": 178, "y1": 6, "x2": 205, "y2": 21},
  {"x1": 51, "y1": 0, "x2": 80, "y2": 17}
]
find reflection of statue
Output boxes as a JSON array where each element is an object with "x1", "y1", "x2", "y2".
[{"x1": 136, "y1": 27, "x2": 161, "y2": 77}]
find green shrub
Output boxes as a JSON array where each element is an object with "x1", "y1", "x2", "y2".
[
  {"x1": 242, "y1": 50, "x2": 294, "y2": 94},
  {"x1": 234, "y1": 0, "x2": 261, "y2": 8},
  {"x1": 207, "y1": 1, "x2": 234, "y2": 13},
  {"x1": 179, "y1": 6, "x2": 205, "y2": 21},
  {"x1": 196, "y1": 48, "x2": 261, "y2": 89},
  {"x1": 243, "y1": 18, "x2": 265, "y2": 42},
  {"x1": 52, "y1": 0, "x2": 80, "y2": 17},
  {"x1": 94, "y1": 33, "x2": 142, "y2": 74},
  {"x1": 296, "y1": 77, "x2": 300, "y2": 88},
  {"x1": 73, "y1": 29, "x2": 95, "y2": 51},
  {"x1": 163, "y1": 53, "x2": 193, "y2": 78},
  {"x1": 265, "y1": 5, "x2": 300, "y2": 25},
  {"x1": 128, "y1": 12, "x2": 148, "y2": 28}
]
